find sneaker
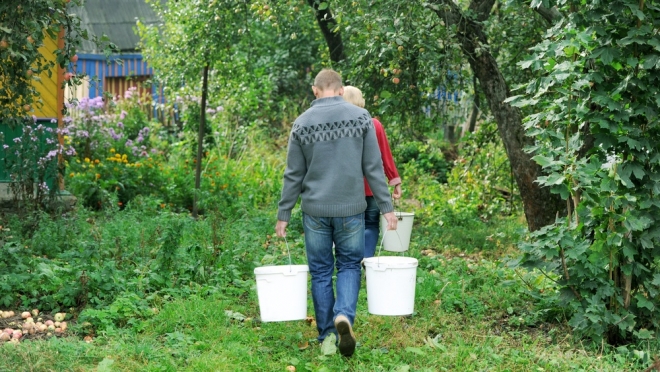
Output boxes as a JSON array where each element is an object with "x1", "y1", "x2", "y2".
[{"x1": 334, "y1": 315, "x2": 356, "y2": 357}]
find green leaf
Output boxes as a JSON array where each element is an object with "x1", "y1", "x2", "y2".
[
  {"x1": 564, "y1": 46, "x2": 578, "y2": 57},
  {"x1": 531, "y1": 155, "x2": 555, "y2": 167},
  {"x1": 380, "y1": 90, "x2": 392, "y2": 99},
  {"x1": 634, "y1": 329, "x2": 654, "y2": 339},
  {"x1": 545, "y1": 173, "x2": 566, "y2": 185},
  {"x1": 317, "y1": 2, "x2": 329, "y2": 10},
  {"x1": 635, "y1": 294, "x2": 655, "y2": 311},
  {"x1": 642, "y1": 54, "x2": 660, "y2": 69},
  {"x1": 97, "y1": 358, "x2": 115, "y2": 372},
  {"x1": 595, "y1": 47, "x2": 616, "y2": 65},
  {"x1": 321, "y1": 333, "x2": 336, "y2": 355},
  {"x1": 0, "y1": 26, "x2": 11, "y2": 33}
]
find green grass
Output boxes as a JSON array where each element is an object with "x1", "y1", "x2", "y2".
[
  {"x1": 0, "y1": 202, "x2": 654, "y2": 371},
  {"x1": 0, "y1": 244, "x2": 650, "y2": 371}
]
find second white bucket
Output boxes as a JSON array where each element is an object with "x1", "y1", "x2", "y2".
[
  {"x1": 380, "y1": 212, "x2": 414, "y2": 252},
  {"x1": 254, "y1": 265, "x2": 309, "y2": 322},
  {"x1": 363, "y1": 256, "x2": 418, "y2": 316}
]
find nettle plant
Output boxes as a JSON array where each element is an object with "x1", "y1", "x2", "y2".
[{"x1": 507, "y1": 0, "x2": 660, "y2": 344}]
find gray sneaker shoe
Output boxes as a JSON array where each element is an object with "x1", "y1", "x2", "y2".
[{"x1": 334, "y1": 315, "x2": 356, "y2": 357}]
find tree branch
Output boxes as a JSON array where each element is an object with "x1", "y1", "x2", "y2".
[
  {"x1": 534, "y1": 4, "x2": 563, "y2": 24},
  {"x1": 307, "y1": 0, "x2": 346, "y2": 63},
  {"x1": 469, "y1": 0, "x2": 496, "y2": 22}
]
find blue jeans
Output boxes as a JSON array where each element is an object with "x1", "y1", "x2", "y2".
[
  {"x1": 303, "y1": 212, "x2": 364, "y2": 343},
  {"x1": 364, "y1": 196, "x2": 380, "y2": 258}
]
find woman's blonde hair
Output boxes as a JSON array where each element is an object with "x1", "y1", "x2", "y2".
[{"x1": 342, "y1": 86, "x2": 365, "y2": 108}]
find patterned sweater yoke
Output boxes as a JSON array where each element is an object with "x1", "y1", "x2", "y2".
[{"x1": 292, "y1": 112, "x2": 373, "y2": 145}]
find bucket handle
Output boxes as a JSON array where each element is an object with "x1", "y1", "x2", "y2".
[
  {"x1": 375, "y1": 228, "x2": 406, "y2": 268},
  {"x1": 284, "y1": 236, "x2": 293, "y2": 272},
  {"x1": 394, "y1": 198, "x2": 404, "y2": 221}
]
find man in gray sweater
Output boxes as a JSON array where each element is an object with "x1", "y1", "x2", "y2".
[{"x1": 275, "y1": 69, "x2": 398, "y2": 357}]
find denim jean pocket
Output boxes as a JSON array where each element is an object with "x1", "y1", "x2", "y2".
[
  {"x1": 303, "y1": 213, "x2": 324, "y2": 231},
  {"x1": 342, "y1": 214, "x2": 363, "y2": 233}
]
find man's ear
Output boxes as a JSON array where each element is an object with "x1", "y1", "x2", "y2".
[
  {"x1": 338, "y1": 86, "x2": 344, "y2": 96},
  {"x1": 312, "y1": 86, "x2": 319, "y2": 98}
]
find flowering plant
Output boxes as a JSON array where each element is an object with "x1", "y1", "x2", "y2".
[
  {"x1": 0, "y1": 117, "x2": 75, "y2": 211},
  {"x1": 65, "y1": 89, "x2": 166, "y2": 208}
]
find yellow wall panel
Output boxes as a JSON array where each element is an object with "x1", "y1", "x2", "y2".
[{"x1": 33, "y1": 34, "x2": 61, "y2": 119}]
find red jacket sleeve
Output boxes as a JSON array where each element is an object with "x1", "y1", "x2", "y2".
[
  {"x1": 373, "y1": 118, "x2": 401, "y2": 185},
  {"x1": 364, "y1": 118, "x2": 401, "y2": 196}
]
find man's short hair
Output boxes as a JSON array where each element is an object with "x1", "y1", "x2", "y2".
[
  {"x1": 342, "y1": 86, "x2": 365, "y2": 108},
  {"x1": 313, "y1": 69, "x2": 343, "y2": 92}
]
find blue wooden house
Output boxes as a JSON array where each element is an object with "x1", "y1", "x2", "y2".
[{"x1": 68, "y1": 0, "x2": 165, "y2": 103}]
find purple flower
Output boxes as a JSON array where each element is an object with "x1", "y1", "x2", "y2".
[
  {"x1": 45, "y1": 150, "x2": 58, "y2": 160},
  {"x1": 50, "y1": 119, "x2": 57, "y2": 124},
  {"x1": 13, "y1": 138, "x2": 21, "y2": 143},
  {"x1": 136, "y1": 135, "x2": 144, "y2": 143},
  {"x1": 76, "y1": 130, "x2": 90, "y2": 138},
  {"x1": 32, "y1": 115, "x2": 37, "y2": 122},
  {"x1": 120, "y1": 110, "x2": 128, "y2": 120},
  {"x1": 151, "y1": 148, "x2": 157, "y2": 154},
  {"x1": 140, "y1": 151, "x2": 148, "y2": 157},
  {"x1": 125, "y1": 139, "x2": 133, "y2": 147},
  {"x1": 65, "y1": 147, "x2": 76, "y2": 156},
  {"x1": 2, "y1": 144, "x2": 8, "y2": 149},
  {"x1": 63, "y1": 117, "x2": 73, "y2": 124},
  {"x1": 108, "y1": 128, "x2": 123, "y2": 140},
  {"x1": 216, "y1": 105, "x2": 224, "y2": 112},
  {"x1": 206, "y1": 108, "x2": 216, "y2": 115}
]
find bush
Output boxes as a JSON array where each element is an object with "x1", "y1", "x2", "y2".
[{"x1": 394, "y1": 140, "x2": 450, "y2": 184}]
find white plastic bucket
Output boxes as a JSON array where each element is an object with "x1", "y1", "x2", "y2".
[
  {"x1": 363, "y1": 256, "x2": 418, "y2": 315},
  {"x1": 254, "y1": 265, "x2": 309, "y2": 322},
  {"x1": 380, "y1": 212, "x2": 414, "y2": 252}
]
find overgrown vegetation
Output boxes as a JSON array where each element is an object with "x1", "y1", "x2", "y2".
[{"x1": 2, "y1": 0, "x2": 660, "y2": 370}]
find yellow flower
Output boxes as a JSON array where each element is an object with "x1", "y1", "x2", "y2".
[
  {"x1": 84, "y1": 157, "x2": 90, "y2": 163},
  {"x1": 69, "y1": 172, "x2": 74, "y2": 177},
  {"x1": 123, "y1": 159, "x2": 128, "y2": 163},
  {"x1": 95, "y1": 173, "x2": 101, "y2": 179},
  {"x1": 94, "y1": 159, "x2": 100, "y2": 164},
  {"x1": 110, "y1": 148, "x2": 116, "y2": 153},
  {"x1": 122, "y1": 154, "x2": 127, "y2": 161}
]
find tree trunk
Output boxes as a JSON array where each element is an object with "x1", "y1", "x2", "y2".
[
  {"x1": 307, "y1": 0, "x2": 346, "y2": 63},
  {"x1": 193, "y1": 64, "x2": 209, "y2": 219},
  {"x1": 467, "y1": 75, "x2": 480, "y2": 134},
  {"x1": 427, "y1": 0, "x2": 564, "y2": 231}
]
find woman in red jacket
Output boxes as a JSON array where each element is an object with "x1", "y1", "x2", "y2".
[{"x1": 343, "y1": 86, "x2": 402, "y2": 258}]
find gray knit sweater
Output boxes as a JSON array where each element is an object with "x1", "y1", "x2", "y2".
[{"x1": 277, "y1": 96, "x2": 394, "y2": 222}]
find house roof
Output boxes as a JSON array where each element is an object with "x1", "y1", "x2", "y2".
[{"x1": 71, "y1": 0, "x2": 163, "y2": 53}]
